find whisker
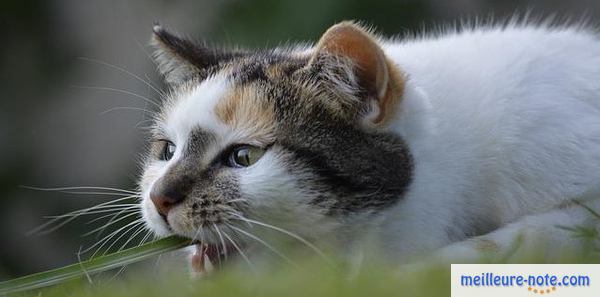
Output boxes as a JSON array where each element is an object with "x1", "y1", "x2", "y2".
[
  {"x1": 44, "y1": 204, "x2": 138, "y2": 219},
  {"x1": 22, "y1": 186, "x2": 139, "y2": 195},
  {"x1": 99, "y1": 220, "x2": 146, "y2": 256},
  {"x1": 82, "y1": 210, "x2": 140, "y2": 237},
  {"x1": 212, "y1": 223, "x2": 228, "y2": 262},
  {"x1": 29, "y1": 196, "x2": 138, "y2": 235},
  {"x1": 47, "y1": 192, "x2": 138, "y2": 197},
  {"x1": 134, "y1": 119, "x2": 154, "y2": 129},
  {"x1": 221, "y1": 230, "x2": 256, "y2": 273},
  {"x1": 229, "y1": 211, "x2": 252, "y2": 229},
  {"x1": 26, "y1": 201, "x2": 137, "y2": 236},
  {"x1": 86, "y1": 207, "x2": 138, "y2": 225},
  {"x1": 118, "y1": 224, "x2": 149, "y2": 252},
  {"x1": 153, "y1": 254, "x2": 163, "y2": 273},
  {"x1": 230, "y1": 215, "x2": 332, "y2": 264},
  {"x1": 140, "y1": 230, "x2": 153, "y2": 245},
  {"x1": 133, "y1": 39, "x2": 161, "y2": 70},
  {"x1": 77, "y1": 57, "x2": 165, "y2": 97},
  {"x1": 88, "y1": 207, "x2": 141, "y2": 239},
  {"x1": 191, "y1": 223, "x2": 206, "y2": 244},
  {"x1": 228, "y1": 224, "x2": 297, "y2": 267},
  {"x1": 43, "y1": 207, "x2": 137, "y2": 221},
  {"x1": 72, "y1": 85, "x2": 160, "y2": 109},
  {"x1": 82, "y1": 219, "x2": 142, "y2": 256},
  {"x1": 42, "y1": 203, "x2": 138, "y2": 220},
  {"x1": 207, "y1": 226, "x2": 223, "y2": 268},
  {"x1": 108, "y1": 265, "x2": 128, "y2": 283},
  {"x1": 76, "y1": 246, "x2": 94, "y2": 284},
  {"x1": 100, "y1": 106, "x2": 154, "y2": 116}
]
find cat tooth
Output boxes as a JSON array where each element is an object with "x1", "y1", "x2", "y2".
[
  {"x1": 203, "y1": 252, "x2": 215, "y2": 273},
  {"x1": 190, "y1": 245, "x2": 204, "y2": 275}
]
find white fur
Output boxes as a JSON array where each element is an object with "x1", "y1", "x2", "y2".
[
  {"x1": 374, "y1": 24, "x2": 600, "y2": 261},
  {"x1": 165, "y1": 75, "x2": 230, "y2": 146}
]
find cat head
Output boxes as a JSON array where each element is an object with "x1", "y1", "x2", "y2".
[{"x1": 140, "y1": 21, "x2": 413, "y2": 252}]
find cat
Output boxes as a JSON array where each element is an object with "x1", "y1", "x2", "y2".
[{"x1": 140, "y1": 20, "x2": 600, "y2": 274}]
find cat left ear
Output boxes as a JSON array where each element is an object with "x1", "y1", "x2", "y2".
[
  {"x1": 151, "y1": 24, "x2": 238, "y2": 85},
  {"x1": 309, "y1": 21, "x2": 404, "y2": 124}
]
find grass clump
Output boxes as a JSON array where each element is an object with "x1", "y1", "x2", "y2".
[
  {"x1": 0, "y1": 236, "x2": 191, "y2": 295},
  {"x1": 4, "y1": 201, "x2": 600, "y2": 296},
  {"x1": 7, "y1": 256, "x2": 450, "y2": 297}
]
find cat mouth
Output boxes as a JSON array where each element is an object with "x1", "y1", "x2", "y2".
[{"x1": 190, "y1": 242, "x2": 238, "y2": 274}]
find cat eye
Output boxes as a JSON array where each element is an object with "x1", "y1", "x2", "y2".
[
  {"x1": 227, "y1": 145, "x2": 265, "y2": 167},
  {"x1": 160, "y1": 141, "x2": 176, "y2": 161}
]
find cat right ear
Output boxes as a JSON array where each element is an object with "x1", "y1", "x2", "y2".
[
  {"x1": 308, "y1": 21, "x2": 405, "y2": 125},
  {"x1": 151, "y1": 24, "x2": 235, "y2": 85}
]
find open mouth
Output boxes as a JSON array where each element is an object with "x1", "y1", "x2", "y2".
[{"x1": 190, "y1": 242, "x2": 238, "y2": 274}]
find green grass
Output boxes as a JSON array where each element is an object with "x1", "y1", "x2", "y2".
[
  {"x1": 7, "y1": 257, "x2": 450, "y2": 297},
  {"x1": 0, "y1": 236, "x2": 192, "y2": 295},
  {"x1": 1, "y1": 234, "x2": 449, "y2": 296},
  {"x1": 4, "y1": 246, "x2": 600, "y2": 297},
  {"x1": 0, "y1": 234, "x2": 449, "y2": 297},
  {"x1": 7, "y1": 246, "x2": 600, "y2": 297},
  {"x1": 4, "y1": 201, "x2": 600, "y2": 297}
]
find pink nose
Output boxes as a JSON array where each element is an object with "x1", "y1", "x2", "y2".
[{"x1": 150, "y1": 191, "x2": 184, "y2": 217}]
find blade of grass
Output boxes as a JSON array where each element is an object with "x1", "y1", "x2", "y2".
[
  {"x1": 0, "y1": 236, "x2": 192, "y2": 295},
  {"x1": 573, "y1": 200, "x2": 600, "y2": 221}
]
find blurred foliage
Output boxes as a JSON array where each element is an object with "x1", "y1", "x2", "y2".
[{"x1": 211, "y1": 0, "x2": 429, "y2": 47}]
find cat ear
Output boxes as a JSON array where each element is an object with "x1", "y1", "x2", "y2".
[
  {"x1": 151, "y1": 24, "x2": 236, "y2": 85},
  {"x1": 309, "y1": 21, "x2": 404, "y2": 124}
]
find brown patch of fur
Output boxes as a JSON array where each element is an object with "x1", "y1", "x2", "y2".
[
  {"x1": 373, "y1": 57, "x2": 405, "y2": 125},
  {"x1": 214, "y1": 85, "x2": 276, "y2": 143},
  {"x1": 265, "y1": 64, "x2": 285, "y2": 79}
]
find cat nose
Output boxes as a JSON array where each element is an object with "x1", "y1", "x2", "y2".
[{"x1": 150, "y1": 189, "x2": 185, "y2": 218}]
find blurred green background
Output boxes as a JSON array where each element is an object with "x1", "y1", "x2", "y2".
[{"x1": 1, "y1": 0, "x2": 599, "y2": 280}]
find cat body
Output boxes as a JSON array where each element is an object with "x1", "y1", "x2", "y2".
[
  {"x1": 140, "y1": 21, "x2": 600, "y2": 271},
  {"x1": 377, "y1": 25, "x2": 600, "y2": 260}
]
